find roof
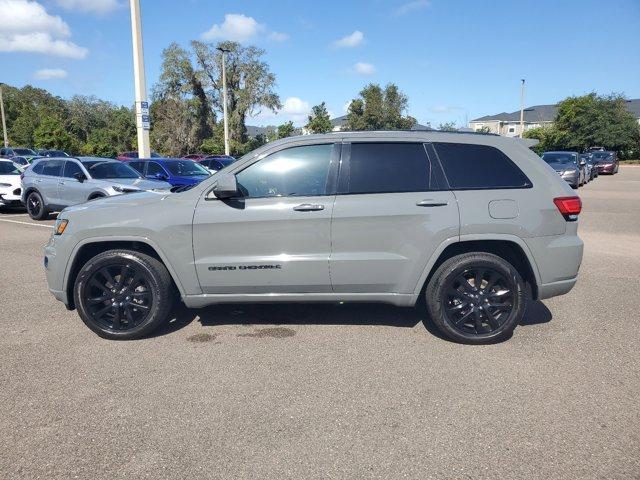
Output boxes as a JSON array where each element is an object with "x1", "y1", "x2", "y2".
[
  {"x1": 330, "y1": 114, "x2": 431, "y2": 131},
  {"x1": 471, "y1": 99, "x2": 640, "y2": 123}
]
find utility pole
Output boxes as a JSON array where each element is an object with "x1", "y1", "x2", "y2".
[
  {"x1": 519, "y1": 78, "x2": 526, "y2": 138},
  {"x1": 0, "y1": 84, "x2": 8, "y2": 148},
  {"x1": 129, "y1": 0, "x2": 150, "y2": 158},
  {"x1": 217, "y1": 47, "x2": 231, "y2": 156}
]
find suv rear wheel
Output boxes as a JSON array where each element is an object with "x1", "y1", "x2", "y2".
[
  {"x1": 26, "y1": 191, "x2": 49, "y2": 220},
  {"x1": 73, "y1": 249, "x2": 173, "y2": 340},
  {"x1": 425, "y1": 252, "x2": 526, "y2": 344}
]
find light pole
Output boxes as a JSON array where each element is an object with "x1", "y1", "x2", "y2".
[
  {"x1": 129, "y1": 0, "x2": 150, "y2": 158},
  {"x1": 519, "y1": 78, "x2": 526, "y2": 138},
  {"x1": 217, "y1": 47, "x2": 231, "y2": 156},
  {"x1": 0, "y1": 84, "x2": 8, "y2": 148}
]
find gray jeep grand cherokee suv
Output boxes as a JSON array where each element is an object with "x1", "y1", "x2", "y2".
[{"x1": 44, "y1": 131, "x2": 583, "y2": 343}]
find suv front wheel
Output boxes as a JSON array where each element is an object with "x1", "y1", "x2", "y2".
[
  {"x1": 73, "y1": 249, "x2": 174, "y2": 340},
  {"x1": 426, "y1": 252, "x2": 526, "y2": 344},
  {"x1": 26, "y1": 191, "x2": 49, "y2": 220}
]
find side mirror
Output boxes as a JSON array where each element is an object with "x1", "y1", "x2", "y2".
[
  {"x1": 213, "y1": 173, "x2": 238, "y2": 199},
  {"x1": 579, "y1": 159, "x2": 586, "y2": 166},
  {"x1": 74, "y1": 172, "x2": 86, "y2": 182},
  {"x1": 152, "y1": 172, "x2": 167, "y2": 180}
]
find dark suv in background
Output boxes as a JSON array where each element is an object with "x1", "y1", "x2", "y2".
[{"x1": 592, "y1": 151, "x2": 619, "y2": 174}]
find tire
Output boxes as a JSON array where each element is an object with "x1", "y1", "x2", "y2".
[
  {"x1": 73, "y1": 249, "x2": 174, "y2": 340},
  {"x1": 425, "y1": 252, "x2": 526, "y2": 344},
  {"x1": 26, "y1": 191, "x2": 49, "y2": 220}
]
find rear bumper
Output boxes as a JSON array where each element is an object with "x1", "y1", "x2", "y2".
[{"x1": 538, "y1": 277, "x2": 577, "y2": 300}]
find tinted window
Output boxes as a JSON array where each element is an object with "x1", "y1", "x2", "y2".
[
  {"x1": 164, "y1": 160, "x2": 209, "y2": 176},
  {"x1": 88, "y1": 162, "x2": 140, "y2": 179},
  {"x1": 63, "y1": 161, "x2": 84, "y2": 178},
  {"x1": 41, "y1": 160, "x2": 64, "y2": 177},
  {"x1": 236, "y1": 144, "x2": 333, "y2": 198},
  {"x1": 542, "y1": 152, "x2": 576, "y2": 164},
  {"x1": 346, "y1": 143, "x2": 435, "y2": 194},
  {"x1": 128, "y1": 161, "x2": 145, "y2": 174},
  {"x1": 435, "y1": 143, "x2": 531, "y2": 189},
  {"x1": 146, "y1": 162, "x2": 165, "y2": 176},
  {"x1": 32, "y1": 161, "x2": 45, "y2": 174}
]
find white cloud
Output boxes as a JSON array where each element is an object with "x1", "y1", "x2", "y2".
[
  {"x1": 343, "y1": 101, "x2": 353, "y2": 113},
  {"x1": 281, "y1": 97, "x2": 311, "y2": 121},
  {"x1": 201, "y1": 13, "x2": 264, "y2": 42},
  {"x1": 201, "y1": 13, "x2": 288, "y2": 44},
  {"x1": 353, "y1": 62, "x2": 376, "y2": 75},
  {"x1": 0, "y1": 0, "x2": 88, "y2": 58},
  {"x1": 332, "y1": 30, "x2": 364, "y2": 48},
  {"x1": 395, "y1": 0, "x2": 430, "y2": 16},
  {"x1": 268, "y1": 31, "x2": 289, "y2": 42},
  {"x1": 56, "y1": 0, "x2": 121, "y2": 14},
  {"x1": 34, "y1": 68, "x2": 68, "y2": 79}
]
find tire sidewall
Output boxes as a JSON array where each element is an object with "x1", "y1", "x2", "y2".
[
  {"x1": 74, "y1": 251, "x2": 167, "y2": 340},
  {"x1": 27, "y1": 191, "x2": 45, "y2": 220},
  {"x1": 427, "y1": 254, "x2": 525, "y2": 344}
]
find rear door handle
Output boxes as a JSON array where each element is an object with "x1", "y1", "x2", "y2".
[
  {"x1": 293, "y1": 203, "x2": 325, "y2": 212},
  {"x1": 416, "y1": 199, "x2": 448, "y2": 207}
]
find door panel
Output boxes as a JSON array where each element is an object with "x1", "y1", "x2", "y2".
[
  {"x1": 39, "y1": 160, "x2": 65, "y2": 205},
  {"x1": 330, "y1": 191, "x2": 458, "y2": 293},
  {"x1": 58, "y1": 161, "x2": 88, "y2": 206},
  {"x1": 192, "y1": 142, "x2": 339, "y2": 295},
  {"x1": 193, "y1": 196, "x2": 334, "y2": 294},
  {"x1": 329, "y1": 142, "x2": 459, "y2": 294}
]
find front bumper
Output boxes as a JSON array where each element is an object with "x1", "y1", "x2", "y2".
[{"x1": 598, "y1": 164, "x2": 615, "y2": 173}]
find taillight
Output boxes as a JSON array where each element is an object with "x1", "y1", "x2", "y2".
[{"x1": 554, "y1": 196, "x2": 582, "y2": 221}]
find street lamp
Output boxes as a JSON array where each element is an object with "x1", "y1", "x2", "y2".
[
  {"x1": 0, "y1": 83, "x2": 8, "y2": 148},
  {"x1": 217, "y1": 47, "x2": 231, "y2": 156},
  {"x1": 519, "y1": 79, "x2": 526, "y2": 138},
  {"x1": 129, "y1": 0, "x2": 150, "y2": 158}
]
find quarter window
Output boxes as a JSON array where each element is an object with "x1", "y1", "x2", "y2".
[
  {"x1": 236, "y1": 144, "x2": 334, "y2": 198},
  {"x1": 345, "y1": 142, "x2": 436, "y2": 194},
  {"x1": 434, "y1": 143, "x2": 532, "y2": 189}
]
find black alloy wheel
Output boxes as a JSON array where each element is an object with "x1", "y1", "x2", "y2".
[
  {"x1": 82, "y1": 263, "x2": 153, "y2": 332},
  {"x1": 442, "y1": 267, "x2": 515, "y2": 336},
  {"x1": 425, "y1": 252, "x2": 525, "y2": 344},
  {"x1": 74, "y1": 250, "x2": 173, "y2": 340},
  {"x1": 26, "y1": 191, "x2": 47, "y2": 220}
]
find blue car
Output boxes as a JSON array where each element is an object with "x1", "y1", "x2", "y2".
[{"x1": 124, "y1": 158, "x2": 210, "y2": 187}]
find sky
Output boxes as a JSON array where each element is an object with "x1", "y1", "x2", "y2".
[{"x1": 1, "y1": 0, "x2": 640, "y2": 127}]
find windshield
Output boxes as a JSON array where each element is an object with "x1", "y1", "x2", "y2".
[
  {"x1": 0, "y1": 162, "x2": 21, "y2": 175},
  {"x1": 14, "y1": 148, "x2": 35, "y2": 155},
  {"x1": 206, "y1": 156, "x2": 235, "y2": 167},
  {"x1": 47, "y1": 150, "x2": 69, "y2": 157},
  {"x1": 87, "y1": 162, "x2": 141, "y2": 179},
  {"x1": 542, "y1": 153, "x2": 576, "y2": 164},
  {"x1": 592, "y1": 152, "x2": 613, "y2": 159},
  {"x1": 165, "y1": 160, "x2": 209, "y2": 176}
]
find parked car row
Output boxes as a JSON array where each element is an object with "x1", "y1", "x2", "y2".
[
  {"x1": 0, "y1": 154, "x2": 224, "y2": 220},
  {"x1": 541, "y1": 150, "x2": 618, "y2": 189}
]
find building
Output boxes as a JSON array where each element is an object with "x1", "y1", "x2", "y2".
[{"x1": 469, "y1": 99, "x2": 640, "y2": 137}]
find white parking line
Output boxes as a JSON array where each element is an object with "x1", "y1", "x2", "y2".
[{"x1": 0, "y1": 218, "x2": 52, "y2": 228}]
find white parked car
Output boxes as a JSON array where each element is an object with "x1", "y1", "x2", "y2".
[{"x1": 0, "y1": 159, "x2": 24, "y2": 208}]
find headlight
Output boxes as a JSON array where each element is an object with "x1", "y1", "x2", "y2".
[
  {"x1": 53, "y1": 219, "x2": 68, "y2": 235},
  {"x1": 563, "y1": 170, "x2": 576, "y2": 175}
]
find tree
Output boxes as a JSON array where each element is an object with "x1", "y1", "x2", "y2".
[
  {"x1": 345, "y1": 83, "x2": 416, "y2": 131},
  {"x1": 438, "y1": 122, "x2": 458, "y2": 132},
  {"x1": 33, "y1": 116, "x2": 75, "y2": 151},
  {"x1": 191, "y1": 40, "x2": 281, "y2": 144},
  {"x1": 553, "y1": 93, "x2": 640, "y2": 154},
  {"x1": 475, "y1": 126, "x2": 492, "y2": 134},
  {"x1": 306, "y1": 102, "x2": 333, "y2": 134}
]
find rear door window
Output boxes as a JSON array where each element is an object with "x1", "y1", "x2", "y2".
[
  {"x1": 342, "y1": 142, "x2": 439, "y2": 194},
  {"x1": 434, "y1": 143, "x2": 532, "y2": 189},
  {"x1": 41, "y1": 160, "x2": 64, "y2": 177}
]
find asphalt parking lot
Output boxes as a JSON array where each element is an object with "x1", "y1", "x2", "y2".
[{"x1": 1, "y1": 167, "x2": 639, "y2": 479}]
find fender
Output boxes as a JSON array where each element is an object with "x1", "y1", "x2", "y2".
[
  {"x1": 62, "y1": 235, "x2": 190, "y2": 298},
  {"x1": 411, "y1": 233, "x2": 542, "y2": 298}
]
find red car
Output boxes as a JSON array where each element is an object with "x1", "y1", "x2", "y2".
[{"x1": 592, "y1": 151, "x2": 619, "y2": 174}]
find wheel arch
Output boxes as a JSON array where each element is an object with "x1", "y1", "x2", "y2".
[
  {"x1": 64, "y1": 238, "x2": 185, "y2": 310},
  {"x1": 415, "y1": 236, "x2": 540, "y2": 301},
  {"x1": 87, "y1": 191, "x2": 107, "y2": 201}
]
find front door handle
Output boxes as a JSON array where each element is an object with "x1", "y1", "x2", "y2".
[
  {"x1": 293, "y1": 203, "x2": 325, "y2": 212},
  {"x1": 416, "y1": 199, "x2": 448, "y2": 207}
]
